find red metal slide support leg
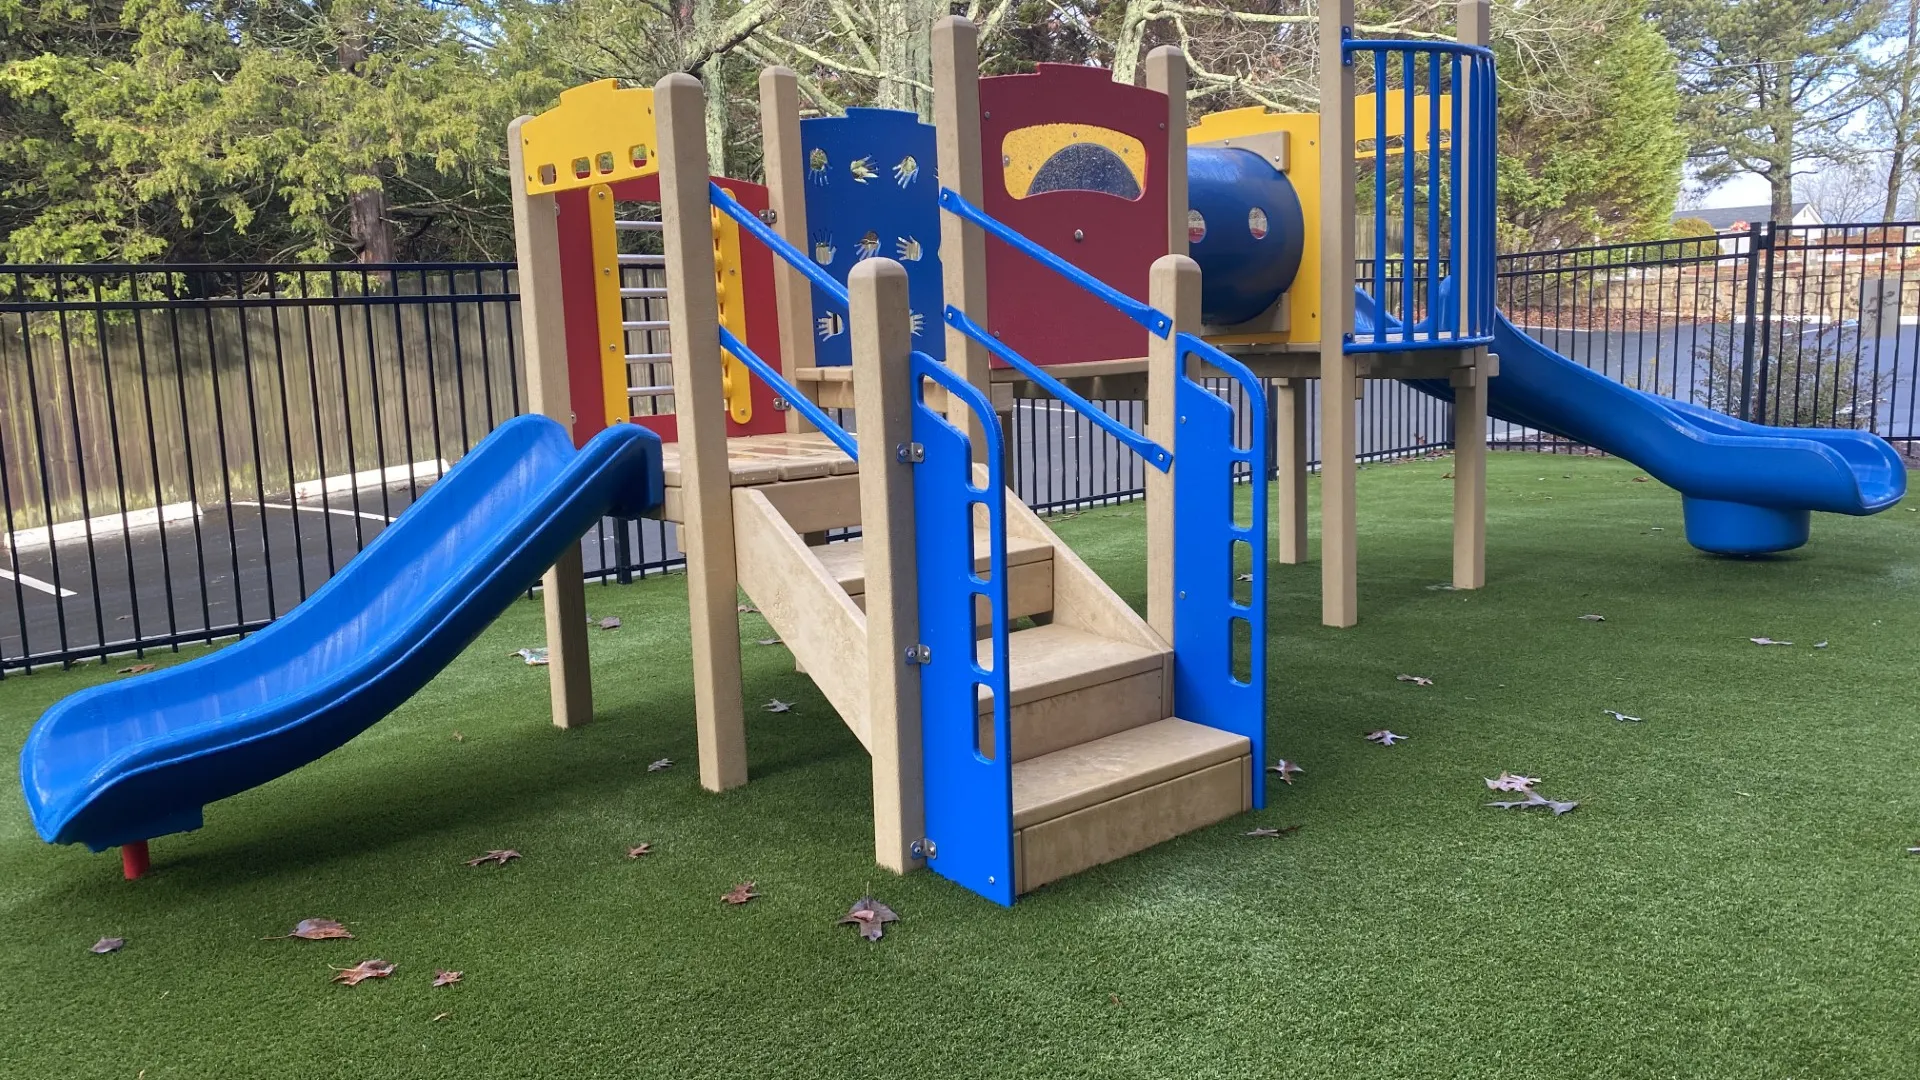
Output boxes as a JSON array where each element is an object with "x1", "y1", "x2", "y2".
[{"x1": 121, "y1": 841, "x2": 149, "y2": 881}]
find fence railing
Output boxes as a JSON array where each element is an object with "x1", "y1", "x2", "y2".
[{"x1": 7, "y1": 221, "x2": 1915, "y2": 670}]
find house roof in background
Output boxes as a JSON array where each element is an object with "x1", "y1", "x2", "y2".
[{"x1": 1674, "y1": 203, "x2": 1813, "y2": 229}]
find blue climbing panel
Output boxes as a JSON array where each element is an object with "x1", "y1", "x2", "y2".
[{"x1": 799, "y1": 108, "x2": 944, "y2": 365}]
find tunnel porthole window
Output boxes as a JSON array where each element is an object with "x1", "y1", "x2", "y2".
[
  {"x1": 1248, "y1": 207, "x2": 1269, "y2": 240},
  {"x1": 1187, "y1": 209, "x2": 1207, "y2": 244}
]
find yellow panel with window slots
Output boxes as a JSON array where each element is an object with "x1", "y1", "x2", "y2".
[
  {"x1": 519, "y1": 80, "x2": 659, "y2": 197},
  {"x1": 711, "y1": 204, "x2": 752, "y2": 425},
  {"x1": 1189, "y1": 107, "x2": 1324, "y2": 347}
]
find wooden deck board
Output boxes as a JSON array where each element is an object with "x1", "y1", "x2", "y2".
[{"x1": 659, "y1": 431, "x2": 857, "y2": 488}]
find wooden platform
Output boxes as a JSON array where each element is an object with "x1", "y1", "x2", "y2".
[{"x1": 658, "y1": 431, "x2": 856, "y2": 488}]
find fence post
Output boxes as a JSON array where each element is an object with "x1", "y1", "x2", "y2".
[{"x1": 1736, "y1": 221, "x2": 1762, "y2": 421}]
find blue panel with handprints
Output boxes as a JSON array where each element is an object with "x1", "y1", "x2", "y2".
[{"x1": 799, "y1": 108, "x2": 943, "y2": 365}]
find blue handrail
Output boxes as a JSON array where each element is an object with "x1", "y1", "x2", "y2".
[
  {"x1": 716, "y1": 325, "x2": 858, "y2": 460},
  {"x1": 709, "y1": 181, "x2": 850, "y2": 312},
  {"x1": 936, "y1": 188, "x2": 1172, "y2": 339},
  {"x1": 943, "y1": 306, "x2": 1172, "y2": 472}
]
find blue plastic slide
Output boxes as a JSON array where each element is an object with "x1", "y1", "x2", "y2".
[
  {"x1": 20, "y1": 415, "x2": 663, "y2": 854},
  {"x1": 1357, "y1": 292, "x2": 1907, "y2": 553}
]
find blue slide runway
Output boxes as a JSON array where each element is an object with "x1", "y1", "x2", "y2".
[{"x1": 20, "y1": 415, "x2": 663, "y2": 854}]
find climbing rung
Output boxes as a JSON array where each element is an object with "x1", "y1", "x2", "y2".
[
  {"x1": 619, "y1": 287, "x2": 668, "y2": 299},
  {"x1": 622, "y1": 320, "x2": 670, "y2": 331},
  {"x1": 628, "y1": 385, "x2": 674, "y2": 397},
  {"x1": 625, "y1": 352, "x2": 672, "y2": 363},
  {"x1": 618, "y1": 254, "x2": 665, "y2": 266},
  {"x1": 615, "y1": 220, "x2": 663, "y2": 232}
]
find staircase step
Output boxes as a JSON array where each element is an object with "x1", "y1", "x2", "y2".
[
  {"x1": 815, "y1": 533, "x2": 1055, "y2": 624},
  {"x1": 976, "y1": 624, "x2": 1168, "y2": 762},
  {"x1": 1011, "y1": 717, "x2": 1251, "y2": 893}
]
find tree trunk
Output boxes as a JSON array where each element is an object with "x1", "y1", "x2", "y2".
[
  {"x1": 705, "y1": 53, "x2": 730, "y2": 177},
  {"x1": 1886, "y1": 1, "x2": 1919, "y2": 220},
  {"x1": 1769, "y1": 120, "x2": 1794, "y2": 224},
  {"x1": 338, "y1": 29, "x2": 394, "y2": 264},
  {"x1": 873, "y1": 0, "x2": 939, "y2": 115}
]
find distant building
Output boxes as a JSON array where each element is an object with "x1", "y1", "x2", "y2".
[{"x1": 1673, "y1": 203, "x2": 1824, "y2": 253}]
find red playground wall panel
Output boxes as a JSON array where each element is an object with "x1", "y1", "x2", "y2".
[{"x1": 979, "y1": 65, "x2": 1171, "y2": 367}]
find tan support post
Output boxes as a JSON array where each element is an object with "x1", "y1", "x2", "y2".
[
  {"x1": 1274, "y1": 378, "x2": 1311, "y2": 564},
  {"x1": 1453, "y1": 0, "x2": 1490, "y2": 589},
  {"x1": 759, "y1": 66, "x2": 818, "y2": 434},
  {"x1": 1145, "y1": 47, "x2": 1189, "y2": 258},
  {"x1": 932, "y1": 16, "x2": 993, "y2": 460},
  {"x1": 509, "y1": 116, "x2": 595, "y2": 730},
  {"x1": 1145, "y1": 254, "x2": 1200, "y2": 643},
  {"x1": 1318, "y1": 0, "x2": 1359, "y2": 628},
  {"x1": 850, "y1": 257, "x2": 925, "y2": 874},
  {"x1": 656, "y1": 73, "x2": 748, "y2": 791}
]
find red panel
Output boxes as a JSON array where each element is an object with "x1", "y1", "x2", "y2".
[
  {"x1": 979, "y1": 65, "x2": 1171, "y2": 366},
  {"x1": 556, "y1": 187, "x2": 608, "y2": 447}
]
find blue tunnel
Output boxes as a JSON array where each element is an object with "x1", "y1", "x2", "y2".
[{"x1": 1186, "y1": 147, "x2": 1305, "y2": 325}]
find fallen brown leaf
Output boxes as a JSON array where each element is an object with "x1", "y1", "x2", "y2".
[
  {"x1": 647, "y1": 758, "x2": 672, "y2": 772},
  {"x1": 433, "y1": 969, "x2": 462, "y2": 987},
  {"x1": 267, "y1": 918, "x2": 353, "y2": 941},
  {"x1": 117, "y1": 664, "x2": 155, "y2": 675},
  {"x1": 1486, "y1": 790, "x2": 1579, "y2": 815},
  {"x1": 330, "y1": 959, "x2": 395, "y2": 986},
  {"x1": 1244, "y1": 825, "x2": 1301, "y2": 838},
  {"x1": 1396, "y1": 674, "x2": 1434, "y2": 687},
  {"x1": 1267, "y1": 759, "x2": 1305, "y2": 784},
  {"x1": 90, "y1": 937, "x2": 125, "y2": 954},
  {"x1": 1365, "y1": 729, "x2": 1407, "y2": 746},
  {"x1": 737, "y1": 604, "x2": 758, "y2": 614},
  {"x1": 598, "y1": 617, "x2": 622, "y2": 631},
  {"x1": 431, "y1": 1012, "x2": 452, "y2": 1022},
  {"x1": 1484, "y1": 772, "x2": 1539, "y2": 793},
  {"x1": 838, "y1": 896, "x2": 899, "y2": 941},
  {"x1": 465, "y1": 850, "x2": 520, "y2": 867},
  {"x1": 1578, "y1": 614, "x2": 1606, "y2": 622},
  {"x1": 451, "y1": 731, "x2": 465, "y2": 742},
  {"x1": 722, "y1": 881, "x2": 759, "y2": 905},
  {"x1": 626, "y1": 843, "x2": 653, "y2": 859}
]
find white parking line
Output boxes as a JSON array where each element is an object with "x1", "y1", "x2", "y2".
[
  {"x1": 0, "y1": 567, "x2": 78, "y2": 598},
  {"x1": 230, "y1": 500, "x2": 393, "y2": 523}
]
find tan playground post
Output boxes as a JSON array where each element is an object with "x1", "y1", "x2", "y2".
[
  {"x1": 1452, "y1": 0, "x2": 1492, "y2": 589},
  {"x1": 759, "y1": 66, "x2": 820, "y2": 434},
  {"x1": 932, "y1": 16, "x2": 994, "y2": 459},
  {"x1": 1274, "y1": 379, "x2": 1311, "y2": 564},
  {"x1": 850, "y1": 258, "x2": 925, "y2": 873},
  {"x1": 1318, "y1": 0, "x2": 1360, "y2": 628},
  {"x1": 1145, "y1": 255, "x2": 1201, "y2": 643},
  {"x1": 655, "y1": 72, "x2": 749, "y2": 792},
  {"x1": 1145, "y1": 47, "x2": 1190, "y2": 259},
  {"x1": 508, "y1": 116, "x2": 595, "y2": 729}
]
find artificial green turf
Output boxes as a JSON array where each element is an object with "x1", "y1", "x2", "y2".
[{"x1": 4, "y1": 453, "x2": 1919, "y2": 1079}]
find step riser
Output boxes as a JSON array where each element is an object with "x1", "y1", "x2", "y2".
[
  {"x1": 1015, "y1": 755, "x2": 1251, "y2": 893},
  {"x1": 978, "y1": 668, "x2": 1166, "y2": 763},
  {"x1": 845, "y1": 559, "x2": 1054, "y2": 629}
]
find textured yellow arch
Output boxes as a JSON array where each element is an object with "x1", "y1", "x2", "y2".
[{"x1": 1000, "y1": 124, "x2": 1148, "y2": 199}]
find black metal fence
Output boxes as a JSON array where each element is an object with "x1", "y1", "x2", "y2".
[{"x1": 5, "y1": 223, "x2": 1916, "y2": 671}]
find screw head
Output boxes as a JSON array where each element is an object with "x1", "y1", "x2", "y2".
[{"x1": 1073, "y1": 229, "x2": 1084, "y2": 241}]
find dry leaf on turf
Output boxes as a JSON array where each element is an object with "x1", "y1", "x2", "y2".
[
  {"x1": 117, "y1": 664, "x2": 155, "y2": 675},
  {"x1": 1603, "y1": 709, "x2": 1642, "y2": 723},
  {"x1": 90, "y1": 937, "x2": 124, "y2": 954},
  {"x1": 1486, "y1": 790, "x2": 1579, "y2": 815},
  {"x1": 451, "y1": 731, "x2": 465, "y2": 742},
  {"x1": 1907, "y1": 847, "x2": 1920, "y2": 855},
  {"x1": 1750, "y1": 637, "x2": 1793, "y2": 646},
  {"x1": 1236, "y1": 573, "x2": 1253, "y2": 582},
  {"x1": 465, "y1": 850, "x2": 520, "y2": 867},
  {"x1": 626, "y1": 844, "x2": 652, "y2": 859},
  {"x1": 433, "y1": 969, "x2": 462, "y2": 987},
  {"x1": 737, "y1": 604, "x2": 758, "y2": 614},
  {"x1": 647, "y1": 758, "x2": 672, "y2": 772},
  {"x1": 763, "y1": 699, "x2": 793, "y2": 713},
  {"x1": 267, "y1": 918, "x2": 353, "y2": 941},
  {"x1": 838, "y1": 897, "x2": 900, "y2": 941},
  {"x1": 1632, "y1": 476, "x2": 1650, "y2": 483},
  {"x1": 722, "y1": 881, "x2": 759, "y2": 905},
  {"x1": 1365, "y1": 729, "x2": 1406, "y2": 746},
  {"x1": 1396, "y1": 674, "x2": 1433, "y2": 686},
  {"x1": 1267, "y1": 759, "x2": 1305, "y2": 784},
  {"x1": 432, "y1": 1012, "x2": 452, "y2": 1022},
  {"x1": 331, "y1": 959, "x2": 395, "y2": 986},
  {"x1": 755, "y1": 637, "x2": 782, "y2": 646},
  {"x1": 1484, "y1": 772, "x2": 1540, "y2": 793},
  {"x1": 1814, "y1": 641, "x2": 1829, "y2": 649},
  {"x1": 1425, "y1": 582, "x2": 1456, "y2": 591},
  {"x1": 1578, "y1": 614, "x2": 1606, "y2": 622},
  {"x1": 1244, "y1": 825, "x2": 1301, "y2": 838},
  {"x1": 512, "y1": 647, "x2": 549, "y2": 666},
  {"x1": 598, "y1": 617, "x2": 622, "y2": 631}
]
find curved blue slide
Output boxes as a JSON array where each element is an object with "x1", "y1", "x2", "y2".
[
  {"x1": 1356, "y1": 292, "x2": 1906, "y2": 553},
  {"x1": 20, "y1": 415, "x2": 663, "y2": 855}
]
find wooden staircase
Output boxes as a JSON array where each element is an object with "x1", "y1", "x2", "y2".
[{"x1": 713, "y1": 441, "x2": 1253, "y2": 896}]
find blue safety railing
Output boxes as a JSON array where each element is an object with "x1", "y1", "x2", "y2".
[
  {"x1": 909, "y1": 350, "x2": 1015, "y2": 906},
  {"x1": 1343, "y1": 38, "x2": 1495, "y2": 352},
  {"x1": 710, "y1": 182, "x2": 850, "y2": 310},
  {"x1": 943, "y1": 306, "x2": 1172, "y2": 472},
  {"x1": 714, "y1": 326, "x2": 857, "y2": 459}
]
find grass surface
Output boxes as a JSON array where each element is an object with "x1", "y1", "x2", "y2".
[{"x1": 4, "y1": 453, "x2": 1920, "y2": 1079}]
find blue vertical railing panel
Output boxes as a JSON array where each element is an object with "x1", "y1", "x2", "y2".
[
  {"x1": 910, "y1": 351, "x2": 1014, "y2": 906},
  {"x1": 1170, "y1": 335, "x2": 1269, "y2": 806},
  {"x1": 1342, "y1": 39, "x2": 1496, "y2": 352}
]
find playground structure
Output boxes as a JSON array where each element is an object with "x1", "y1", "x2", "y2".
[{"x1": 18, "y1": 1, "x2": 1903, "y2": 903}]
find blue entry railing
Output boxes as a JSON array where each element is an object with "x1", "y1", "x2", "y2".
[
  {"x1": 909, "y1": 351, "x2": 1014, "y2": 906},
  {"x1": 1343, "y1": 39, "x2": 1495, "y2": 351}
]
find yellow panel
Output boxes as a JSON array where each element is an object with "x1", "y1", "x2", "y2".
[
  {"x1": 588, "y1": 185, "x2": 629, "y2": 429},
  {"x1": 711, "y1": 204, "x2": 752, "y2": 425},
  {"x1": 1000, "y1": 124, "x2": 1147, "y2": 200},
  {"x1": 519, "y1": 80, "x2": 659, "y2": 197},
  {"x1": 1190, "y1": 108, "x2": 1324, "y2": 348},
  {"x1": 1354, "y1": 91, "x2": 1453, "y2": 160}
]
